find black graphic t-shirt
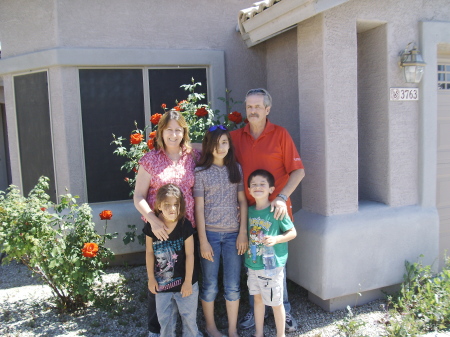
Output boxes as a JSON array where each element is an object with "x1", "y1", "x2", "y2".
[{"x1": 143, "y1": 218, "x2": 197, "y2": 293}]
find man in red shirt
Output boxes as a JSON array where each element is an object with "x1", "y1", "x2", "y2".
[{"x1": 231, "y1": 88, "x2": 305, "y2": 332}]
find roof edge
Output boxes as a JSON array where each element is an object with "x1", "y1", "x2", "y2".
[{"x1": 238, "y1": 0, "x2": 350, "y2": 47}]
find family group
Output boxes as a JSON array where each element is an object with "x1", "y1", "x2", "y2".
[{"x1": 133, "y1": 88, "x2": 305, "y2": 337}]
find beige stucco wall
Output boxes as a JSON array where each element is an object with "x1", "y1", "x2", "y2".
[
  {"x1": 0, "y1": 0, "x2": 267, "y2": 255},
  {"x1": 0, "y1": 0, "x2": 264, "y2": 108},
  {"x1": 265, "y1": 28, "x2": 302, "y2": 212},
  {"x1": 287, "y1": 0, "x2": 450, "y2": 310}
]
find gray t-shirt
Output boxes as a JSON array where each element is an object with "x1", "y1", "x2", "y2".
[{"x1": 193, "y1": 164, "x2": 244, "y2": 232}]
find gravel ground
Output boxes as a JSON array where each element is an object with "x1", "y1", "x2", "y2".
[{"x1": 0, "y1": 261, "x2": 406, "y2": 337}]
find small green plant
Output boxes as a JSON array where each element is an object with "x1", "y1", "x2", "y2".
[
  {"x1": 0, "y1": 176, "x2": 118, "y2": 313},
  {"x1": 386, "y1": 255, "x2": 450, "y2": 335},
  {"x1": 337, "y1": 305, "x2": 367, "y2": 337}
]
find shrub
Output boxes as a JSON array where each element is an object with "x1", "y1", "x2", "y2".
[
  {"x1": 386, "y1": 255, "x2": 450, "y2": 335},
  {"x1": 0, "y1": 176, "x2": 117, "y2": 313}
]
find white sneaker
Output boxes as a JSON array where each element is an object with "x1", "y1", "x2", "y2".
[{"x1": 285, "y1": 312, "x2": 298, "y2": 332}]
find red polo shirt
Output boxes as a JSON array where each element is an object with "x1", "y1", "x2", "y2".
[{"x1": 231, "y1": 119, "x2": 304, "y2": 219}]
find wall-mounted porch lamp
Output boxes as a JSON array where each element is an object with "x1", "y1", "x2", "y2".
[{"x1": 399, "y1": 42, "x2": 426, "y2": 83}]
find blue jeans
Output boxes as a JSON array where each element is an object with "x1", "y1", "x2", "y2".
[
  {"x1": 155, "y1": 282, "x2": 203, "y2": 337},
  {"x1": 200, "y1": 231, "x2": 241, "y2": 302},
  {"x1": 248, "y1": 266, "x2": 291, "y2": 313}
]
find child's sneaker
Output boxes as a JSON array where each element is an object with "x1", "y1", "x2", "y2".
[
  {"x1": 285, "y1": 312, "x2": 298, "y2": 332},
  {"x1": 239, "y1": 310, "x2": 255, "y2": 329},
  {"x1": 239, "y1": 310, "x2": 270, "y2": 330}
]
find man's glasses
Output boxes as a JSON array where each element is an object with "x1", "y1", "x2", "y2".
[{"x1": 208, "y1": 125, "x2": 228, "y2": 132}]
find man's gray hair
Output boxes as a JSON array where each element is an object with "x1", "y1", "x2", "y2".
[{"x1": 245, "y1": 88, "x2": 272, "y2": 108}]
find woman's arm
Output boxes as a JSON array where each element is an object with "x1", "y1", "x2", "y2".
[
  {"x1": 236, "y1": 190, "x2": 248, "y2": 255},
  {"x1": 194, "y1": 196, "x2": 214, "y2": 262},
  {"x1": 181, "y1": 235, "x2": 194, "y2": 298},
  {"x1": 134, "y1": 166, "x2": 169, "y2": 241},
  {"x1": 145, "y1": 236, "x2": 159, "y2": 294}
]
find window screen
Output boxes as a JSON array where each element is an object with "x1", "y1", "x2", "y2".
[
  {"x1": 79, "y1": 69, "x2": 145, "y2": 203},
  {"x1": 14, "y1": 71, "x2": 56, "y2": 201}
]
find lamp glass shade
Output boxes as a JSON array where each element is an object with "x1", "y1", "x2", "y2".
[
  {"x1": 403, "y1": 65, "x2": 424, "y2": 83},
  {"x1": 400, "y1": 46, "x2": 426, "y2": 83}
]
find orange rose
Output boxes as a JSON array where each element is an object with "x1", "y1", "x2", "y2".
[
  {"x1": 147, "y1": 138, "x2": 155, "y2": 150},
  {"x1": 130, "y1": 133, "x2": 143, "y2": 144},
  {"x1": 173, "y1": 106, "x2": 181, "y2": 111},
  {"x1": 228, "y1": 111, "x2": 242, "y2": 124},
  {"x1": 195, "y1": 107, "x2": 208, "y2": 117},
  {"x1": 161, "y1": 103, "x2": 166, "y2": 109},
  {"x1": 81, "y1": 243, "x2": 99, "y2": 258},
  {"x1": 99, "y1": 210, "x2": 113, "y2": 220},
  {"x1": 149, "y1": 131, "x2": 156, "y2": 139},
  {"x1": 150, "y1": 113, "x2": 162, "y2": 125},
  {"x1": 178, "y1": 100, "x2": 187, "y2": 106},
  {"x1": 124, "y1": 177, "x2": 129, "y2": 182}
]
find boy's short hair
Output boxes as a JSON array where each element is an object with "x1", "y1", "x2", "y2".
[{"x1": 248, "y1": 169, "x2": 275, "y2": 188}]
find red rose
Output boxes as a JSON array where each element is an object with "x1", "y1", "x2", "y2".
[
  {"x1": 40, "y1": 207, "x2": 47, "y2": 211},
  {"x1": 161, "y1": 103, "x2": 166, "y2": 109},
  {"x1": 133, "y1": 167, "x2": 138, "y2": 173},
  {"x1": 147, "y1": 138, "x2": 155, "y2": 150},
  {"x1": 150, "y1": 113, "x2": 162, "y2": 125},
  {"x1": 149, "y1": 131, "x2": 156, "y2": 139},
  {"x1": 195, "y1": 107, "x2": 208, "y2": 117},
  {"x1": 228, "y1": 111, "x2": 242, "y2": 124},
  {"x1": 130, "y1": 133, "x2": 143, "y2": 144},
  {"x1": 81, "y1": 243, "x2": 99, "y2": 258},
  {"x1": 244, "y1": 118, "x2": 249, "y2": 124},
  {"x1": 99, "y1": 210, "x2": 113, "y2": 220}
]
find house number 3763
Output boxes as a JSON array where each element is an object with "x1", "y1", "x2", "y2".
[{"x1": 390, "y1": 88, "x2": 419, "y2": 101}]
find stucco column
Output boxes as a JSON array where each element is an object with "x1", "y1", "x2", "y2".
[
  {"x1": 48, "y1": 67, "x2": 86, "y2": 201},
  {"x1": 298, "y1": 13, "x2": 358, "y2": 216}
]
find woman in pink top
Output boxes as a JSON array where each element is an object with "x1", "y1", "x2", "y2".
[{"x1": 134, "y1": 109, "x2": 200, "y2": 337}]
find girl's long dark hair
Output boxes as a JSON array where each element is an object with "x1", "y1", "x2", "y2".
[{"x1": 197, "y1": 128, "x2": 241, "y2": 184}]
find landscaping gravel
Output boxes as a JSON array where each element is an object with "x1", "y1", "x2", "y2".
[{"x1": 0, "y1": 260, "x2": 428, "y2": 336}]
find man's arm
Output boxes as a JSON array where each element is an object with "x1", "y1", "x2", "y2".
[{"x1": 271, "y1": 168, "x2": 305, "y2": 220}]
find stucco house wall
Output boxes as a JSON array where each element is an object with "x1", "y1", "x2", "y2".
[
  {"x1": 282, "y1": 0, "x2": 450, "y2": 310},
  {"x1": 1, "y1": 0, "x2": 450, "y2": 312},
  {"x1": 0, "y1": 0, "x2": 264, "y2": 255}
]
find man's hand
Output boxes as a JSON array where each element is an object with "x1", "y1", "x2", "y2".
[{"x1": 270, "y1": 197, "x2": 287, "y2": 220}]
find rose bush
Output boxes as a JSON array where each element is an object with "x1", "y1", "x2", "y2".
[
  {"x1": 0, "y1": 176, "x2": 117, "y2": 312},
  {"x1": 111, "y1": 79, "x2": 245, "y2": 194}
]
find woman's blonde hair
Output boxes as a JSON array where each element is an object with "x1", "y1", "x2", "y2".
[{"x1": 154, "y1": 110, "x2": 191, "y2": 151}]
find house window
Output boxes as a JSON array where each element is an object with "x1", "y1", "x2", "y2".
[
  {"x1": 13, "y1": 71, "x2": 56, "y2": 201},
  {"x1": 79, "y1": 67, "x2": 207, "y2": 203},
  {"x1": 438, "y1": 64, "x2": 450, "y2": 90}
]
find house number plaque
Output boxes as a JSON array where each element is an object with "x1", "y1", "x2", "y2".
[{"x1": 390, "y1": 88, "x2": 419, "y2": 101}]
